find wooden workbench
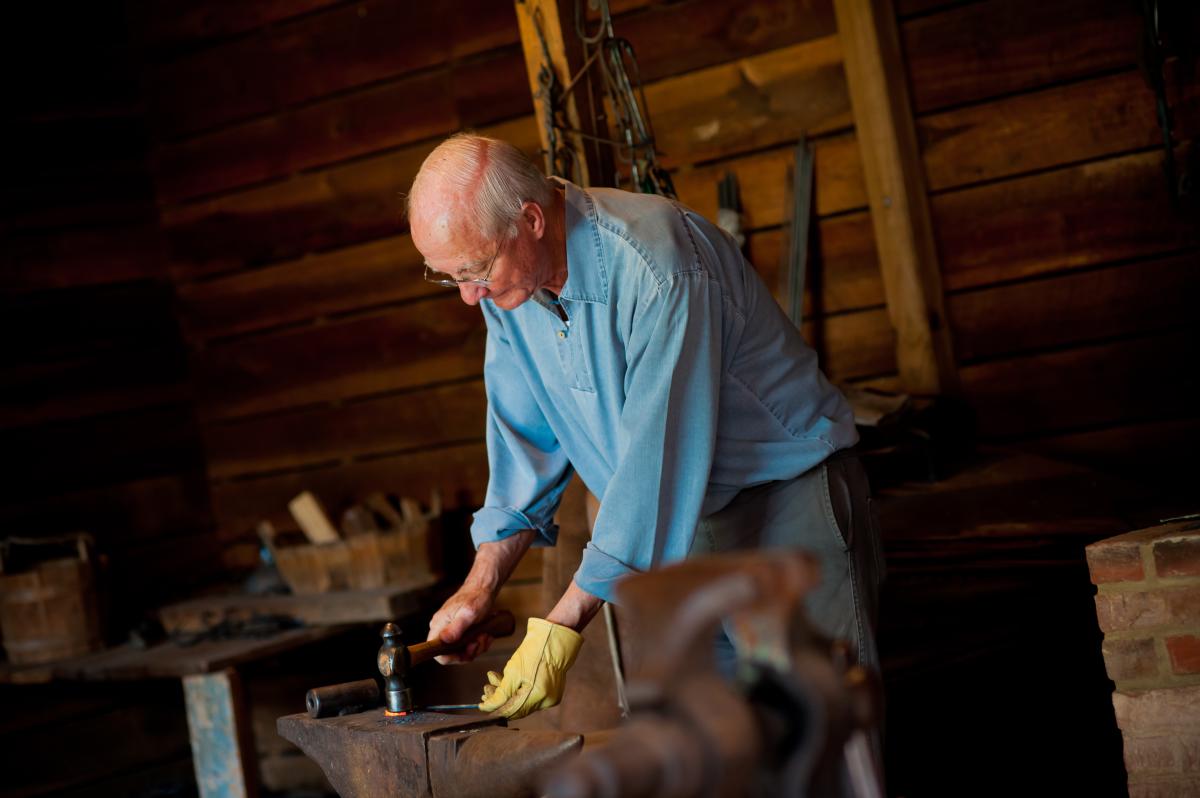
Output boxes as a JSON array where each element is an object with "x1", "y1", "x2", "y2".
[
  {"x1": 1, "y1": 625, "x2": 352, "y2": 798},
  {"x1": 2, "y1": 577, "x2": 443, "y2": 798}
]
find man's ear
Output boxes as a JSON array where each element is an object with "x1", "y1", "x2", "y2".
[{"x1": 523, "y1": 201, "x2": 546, "y2": 239}]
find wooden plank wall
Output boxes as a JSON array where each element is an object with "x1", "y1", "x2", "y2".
[
  {"x1": 132, "y1": 0, "x2": 875, "y2": 572},
  {"x1": 2, "y1": 5, "x2": 219, "y2": 630},
  {"x1": 900, "y1": 0, "x2": 1199, "y2": 470},
  {"x1": 2, "y1": 5, "x2": 211, "y2": 797},
  {"x1": 135, "y1": 0, "x2": 1197, "y2": 575}
]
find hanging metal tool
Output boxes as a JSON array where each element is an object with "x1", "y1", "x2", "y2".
[
  {"x1": 529, "y1": 0, "x2": 675, "y2": 196},
  {"x1": 716, "y1": 172, "x2": 746, "y2": 251},
  {"x1": 782, "y1": 137, "x2": 816, "y2": 329},
  {"x1": 1135, "y1": 0, "x2": 1198, "y2": 206}
]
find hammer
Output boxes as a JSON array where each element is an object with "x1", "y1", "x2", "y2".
[{"x1": 306, "y1": 611, "x2": 516, "y2": 718}]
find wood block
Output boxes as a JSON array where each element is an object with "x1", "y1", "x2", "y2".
[{"x1": 288, "y1": 491, "x2": 341, "y2": 544}]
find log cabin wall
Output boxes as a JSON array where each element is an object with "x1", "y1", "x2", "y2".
[
  {"x1": 134, "y1": 0, "x2": 871, "y2": 575},
  {"x1": 134, "y1": 0, "x2": 1197, "y2": 577},
  {"x1": 2, "y1": 5, "x2": 207, "y2": 796},
  {"x1": 2, "y1": 5, "x2": 218, "y2": 633},
  {"x1": 0, "y1": 1, "x2": 1192, "y2": 795},
  {"x1": 899, "y1": 0, "x2": 1198, "y2": 473}
]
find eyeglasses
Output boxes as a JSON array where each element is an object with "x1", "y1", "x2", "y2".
[{"x1": 423, "y1": 241, "x2": 501, "y2": 288}]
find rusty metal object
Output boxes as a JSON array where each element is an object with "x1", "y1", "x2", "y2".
[
  {"x1": 277, "y1": 708, "x2": 582, "y2": 798},
  {"x1": 377, "y1": 611, "x2": 516, "y2": 714},
  {"x1": 542, "y1": 551, "x2": 883, "y2": 798}
]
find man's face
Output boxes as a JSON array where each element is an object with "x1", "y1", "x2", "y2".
[{"x1": 412, "y1": 199, "x2": 549, "y2": 310}]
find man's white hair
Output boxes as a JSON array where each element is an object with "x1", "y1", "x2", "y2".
[{"x1": 408, "y1": 133, "x2": 553, "y2": 241}]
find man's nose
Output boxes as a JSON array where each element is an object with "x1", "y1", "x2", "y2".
[{"x1": 459, "y1": 283, "x2": 488, "y2": 305}]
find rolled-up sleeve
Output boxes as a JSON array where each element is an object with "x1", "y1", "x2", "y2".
[
  {"x1": 470, "y1": 304, "x2": 574, "y2": 548},
  {"x1": 575, "y1": 270, "x2": 723, "y2": 602}
]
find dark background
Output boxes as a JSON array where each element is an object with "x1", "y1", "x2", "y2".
[{"x1": 2, "y1": 0, "x2": 1197, "y2": 795}]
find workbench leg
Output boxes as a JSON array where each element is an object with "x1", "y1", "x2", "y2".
[{"x1": 183, "y1": 668, "x2": 259, "y2": 798}]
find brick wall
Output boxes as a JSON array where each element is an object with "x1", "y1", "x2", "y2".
[{"x1": 1087, "y1": 518, "x2": 1200, "y2": 796}]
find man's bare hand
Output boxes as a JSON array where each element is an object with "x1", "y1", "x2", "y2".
[
  {"x1": 426, "y1": 530, "x2": 536, "y2": 664},
  {"x1": 427, "y1": 584, "x2": 497, "y2": 664}
]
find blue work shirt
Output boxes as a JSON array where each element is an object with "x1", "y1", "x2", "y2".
[{"x1": 471, "y1": 179, "x2": 858, "y2": 603}]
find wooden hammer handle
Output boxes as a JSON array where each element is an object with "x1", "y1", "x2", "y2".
[{"x1": 408, "y1": 610, "x2": 517, "y2": 666}]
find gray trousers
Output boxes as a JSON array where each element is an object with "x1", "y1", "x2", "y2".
[{"x1": 688, "y1": 453, "x2": 884, "y2": 673}]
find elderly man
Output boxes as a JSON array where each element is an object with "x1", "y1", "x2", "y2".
[{"x1": 409, "y1": 133, "x2": 882, "y2": 720}]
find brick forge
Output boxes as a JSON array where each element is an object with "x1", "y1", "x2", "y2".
[{"x1": 1087, "y1": 518, "x2": 1200, "y2": 797}]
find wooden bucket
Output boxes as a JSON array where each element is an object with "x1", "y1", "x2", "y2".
[{"x1": 0, "y1": 550, "x2": 103, "y2": 665}]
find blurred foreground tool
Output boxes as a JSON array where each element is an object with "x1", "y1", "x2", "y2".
[{"x1": 541, "y1": 552, "x2": 884, "y2": 798}]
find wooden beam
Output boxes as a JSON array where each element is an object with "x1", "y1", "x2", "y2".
[
  {"x1": 513, "y1": 0, "x2": 614, "y2": 186},
  {"x1": 833, "y1": 0, "x2": 958, "y2": 396}
]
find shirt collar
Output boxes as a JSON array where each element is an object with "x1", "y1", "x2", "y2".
[{"x1": 552, "y1": 177, "x2": 609, "y2": 305}]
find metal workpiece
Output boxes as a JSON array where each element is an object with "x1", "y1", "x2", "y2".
[
  {"x1": 277, "y1": 708, "x2": 582, "y2": 798},
  {"x1": 306, "y1": 677, "x2": 382, "y2": 719},
  {"x1": 541, "y1": 551, "x2": 884, "y2": 798}
]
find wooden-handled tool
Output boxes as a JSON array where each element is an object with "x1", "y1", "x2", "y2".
[
  {"x1": 401, "y1": 610, "x2": 516, "y2": 668},
  {"x1": 380, "y1": 610, "x2": 516, "y2": 714},
  {"x1": 306, "y1": 610, "x2": 517, "y2": 718}
]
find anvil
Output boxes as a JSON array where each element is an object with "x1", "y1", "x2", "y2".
[{"x1": 277, "y1": 708, "x2": 582, "y2": 798}]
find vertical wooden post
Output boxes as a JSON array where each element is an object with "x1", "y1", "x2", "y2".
[
  {"x1": 183, "y1": 668, "x2": 258, "y2": 798},
  {"x1": 513, "y1": 0, "x2": 614, "y2": 187},
  {"x1": 834, "y1": 0, "x2": 958, "y2": 396}
]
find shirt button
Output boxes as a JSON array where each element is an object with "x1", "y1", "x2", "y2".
[{"x1": 557, "y1": 330, "x2": 566, "y2": 339}]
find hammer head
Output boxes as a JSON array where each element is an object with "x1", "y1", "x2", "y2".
[{"x1": 377, "y1": 622, "x2": 414, "y2": 714}]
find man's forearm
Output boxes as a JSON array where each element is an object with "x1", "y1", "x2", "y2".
[
  {"x1": 466, "y1": 530, "x2": 537, "y2": 593},
  {"x1": 546, "y1": 579, "x2": 604, "y2": 633}
]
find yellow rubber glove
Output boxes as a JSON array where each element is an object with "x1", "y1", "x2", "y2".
[{"x1": 478, "y1": 617, "x2": 583, "y2": 719}]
